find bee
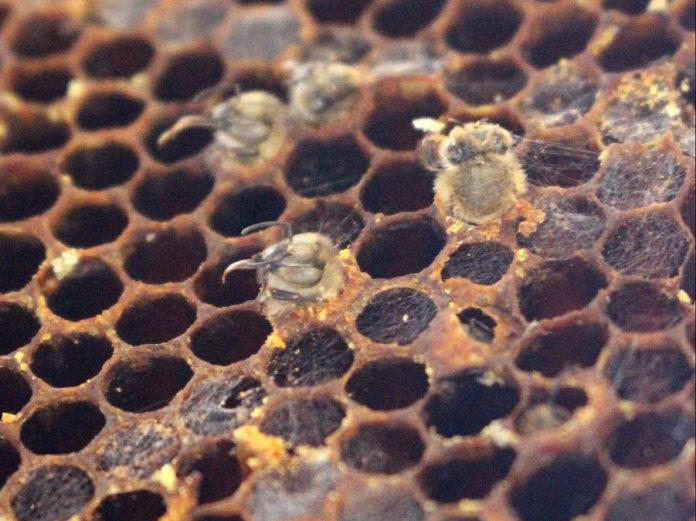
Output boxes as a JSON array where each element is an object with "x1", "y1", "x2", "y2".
[
  {"x1": 223, "y1": 221, "x2": 344, "y2": 305},
  {"x1": 158, "y1": 90, "x2": 287, "y2": 164},
  {"x1": 413, "y1": 118, "x2": 527, "y2": 225},
  {"x1": 288, "y1": 61, "x2": 361, "y2": 125}
]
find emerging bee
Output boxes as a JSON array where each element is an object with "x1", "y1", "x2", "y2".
[
  {"x1": 223, "y1": 221, "x2": 344, "y2": 305},
  {"x1": 414, "y1": 118, "x2": 527, "y2": 225},
  {"x1": 158, "y1": 90, "x2": 287, "y2": 164},
  {"x1": 288, "y1": 61, "x2": 361, "y2": 125}
]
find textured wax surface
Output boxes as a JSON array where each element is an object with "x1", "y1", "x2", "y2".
[{"x1": 0, "y1": 1, "x2": 694, "y2": 521}]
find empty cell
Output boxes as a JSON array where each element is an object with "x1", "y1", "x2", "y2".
[
  {"x1": 178, "y1": 441, "x2": 242, "y2": 504},
  {"x1": 0, "y1": 436, "x2": 20, "y2": 490},
  {"x1": 361, "y1": 160, "x2": 433, "y2": 215},
  {"x1": 340, "y1": 422, "x2": 424, "y2": 474},
  {"x1": 0, "y1": 303, "x2": 40, "y2": 355},
  {"x1": 357, "y1": 218, "x2": 445, "y2": 278},
  {"x1": 261, "y1": 397, "x2": 345, "y2": 446},
  {"x1": 155, "y1": 48, "x2": 224, "y2": 101},
  {"x1": 346, "y1": 357, "x2": 428, "y2": 410},
  {"x1": 77, "y1": 92, "x2": 144, "y2": 130},
  {"x1": 123, "y1": 226, "x2": 207, "y2": 284},
  {"x1": 116, "y1": 293, "x2": 196, "y2": 345},
  {"x1": 307, "y1": 0, "x2": 372, "y2": 24},
  {"x1": 105, "y1": 356, "x2": 192, "y2": 412},
  {"x1": 0, "y1": 159, "x2": 59, "y2": 221},
  {"x1": 62, "y1": 141, "x2": 139, "y2": 190},
  {"x1": 606, "y1": 281, "x2": 684, "y2": 331},
  {"x1": 31, "y1": 333, "x2": 112, "y2": 387},
  {"x1": 84, "y1": 36, "x2": 154, "y2": 78},
  {"x1": 442, "y1": 241, "x2": 513, "y2": 284},
  {"x1": 0, "y1": 109, "x2": 70, "y2": 154},
  {"x1": 52, "y1": 203, "x2": 128, "y2": 248},
  {"x1": 0, "y1": 367, "x2": 32, "y2": 414},
  {"x1": 373, "y1": 0, "x2": 445, "y2": 38},
  {"x1": 20, "y1": 401, "x2": 105, "y2": 454},
  {"x1": 190, "y1": 310, "x2": 271, "y2": 365},
  {"x1": 424, "y1": 368, "x2": 519, "y2": 437},
  {"x1": 518, "y1": 257, "x2": 607, "y2": 321},
  {"x1": 93, "y1": 490, "x2": 166, "y2": 521},
  {"x1": 446, "y1": 59, "x2": 527, "y2": 106},
  {"x1": 12, "y1": 13, "x2": 80, "y2": 57},
  {"x1": 194, "y1": 248, "x2": 262, "y2": 307},
  {"x1": 132, "y1": 167, "x2": 214, "y2": 221},
  {"x1": 445, "y1": 0, "x2": 521, "y2": 53},
  {"x1": 210, "y1": 187, "x2": 286, "y2": 237},
  {"x1": 0, "y1": 231, "x2": 45, "y2": 292}
]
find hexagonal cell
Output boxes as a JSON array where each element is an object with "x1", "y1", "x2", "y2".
[
  {"x1": 522, "y1": 63, "x2": 598, "y2": 127},
  {"x1": 247, "y1": 460, "x2": 338, "y2": 521},
  {"x1": 291, "y1": 202, "x2": 364, "y2": 249},
  {"x1": 515, "y1": 321, "x2": 608, "y2": 377},
  {"x1": 155, "y1": 48, "x2": 224, "y2": 101},
  {"x1": 267, "y1": 328, "x2": 353, "y2": 387},
  {"x1": 41, "y1": 257, "x2": 123, "y2": 321},
  {"x1": 190, "y1": 310, "x2": 272, "y2": 365},
  {"x1": 424, "y1": 368, "x2": 519, "y2": 437},
  {"x1": 222, "y1": 5, "x2": 301, "y2": 61},
  {"x1": 20, "y1": 401, "x2": 105, "y2": 454},
  {"x1": 345, "y1": 357, "x2": 428, "y2": 410},
  {"x1": 515, "y1": 387, "x2": 588, "y2": 434},
  {"x1": 132, "y1": 167, "x2": 214, "y2": 221},
  {"x1": 0, "y1": 367, "x2": 32, "y2": 414},
  {"x1": 363, "y1": 82, "x2": 445, "y2": 151},
  {"x1": 0, "y1": 159, "x2": 59, "y2": 221},
  {"x1": 11, "y1": 465, "x2": 94, "y2": 521},
  {"x1": 373, "y1": 0, "x2": 445, "y2": 38},
  {"x1": 597, "y1": 14, "x2": 681, "y2": 72},
  {"x1": 517, "y1": 195, "x2": 605, "y2": 259},
  {"x1": 601, "y1": 212, "x2": 690, "y2": 278},
  {"x1": 145, "y1": 114, "x2": 213, "y2": 164},
  {"x1": 0, "y1": 302, "x2": 40, "y2": 355},
  {"x1": 52, "y1": 203, "x2": 128, "y2": 248},
  {"x1": 521, "y1": 131, "x2": 600, "y2": 187},
  {"x1": 458, "y1": 307, "x2": 497, "y2": 343},
  {"x1": 11, "y1": 13, "x2": 81, "y2": 57},
  {"x1": 31, "y1": 333, "x2": 112, "y2": 388},
  {"x1": 96, "y1": 419, "x2": 181, "y2": 477},
  {"x1": 115, "y1": 293, "x2": 196, "y2": 345},
  {"x1": 357, "y1": 218, "x2": 445, "y2": 278},
  {"x1": 10, "y1": 64, "x2": 73, "y2": 103},
  {"x1": 518, "y1": 257, "x2": 607, "y2": 321},
  {"x1": 339, "y1": 485, "x2": 425, "y2": 521},
  {"x1": 299, "y1": 28, "x2": 371, "y2": 63},
  {"x1": 209, "y1": 187, "x2": 286, "y2": 237},
  {"x1": 361, "y1": 160, "x2": 434, "y2": 215},
  {"x1": 182, "y1": 375, "x2": 266, "y2": 436},
  {"x1": 178, "y1": 441, "x2": 242, "y2": 504},
  {"x1": 419, "y1": 447, "x2": 516, "y2": 502},
  {"x1": 194, "y1": 248, "x2": 262, "y2": 307},
  {"x1": 608, "y1": 409, "x2": 694, "y2": 468},
  {"x1": 261, "y1": 397, "x2": 345, "y2": 447},
  {"x1": 445, "y1": 58, "x2": 527, "y2": 106},
  {"x1": 355, "y1": 287, "x2": 437, "y2": 345},
  {"x1": 83, "y1": 36, "x2": 154, "y2": 78},
  {"x1": 0, "y1": 109, "x2": 70, "y2": 154},
  {"x1": 123, "y1": 226, "x2": 207, "y2": 284},
  {"x1": 105, "y1": 356, "x2": 193, "y2": 412},
  {"x1": 604, "y1": 344, "x2": 694, "y2": 403},
  {"x1": 510, "y1": 455, "x2": 607, "y2": 521},
  {"x1": 607, "y1": 281, "x2": 684, "y2": 332},
  {"x1": 0, "y1": 230, "x2": 45, "y2": 292},
  {"x1": 522, "y1": 7, "x2": 596, "y2": 68},
  {"x1": 596, "y1": 144, "x2": 686, "y2": 210},
  {"x1": 441, "y1": 241, "x2": 513, "y2": 285},
  {"x1": 93, "y1": 490, "x2": 166, "y2": 521},
  {"x1": 156, "y1": 0, "x2": 228, "y2": 45},
  {"x1": 306, "y1": 0, "x2": 372, "y2": 24},
  {"x1": 77, "y1": 92, "x2": 145, "y2": 130},
  {"x1": 606, "y1": 484, "x2": 695, "y2": 521},
  {"x1": 340, "y1": 422, "x2": 425, "y2": 474},
  {"x1": 445, "y1": 0, "x2": 521, "y2": 53},
  {"x1": 0, "y1": 436, "x2": 20, "y2": 490},
  {"x1": 62, "y1": 141, "x2": 139, "y2": 190},
  {"x1": 285, "y1": 136, "x2": 369, "y2": 197}
]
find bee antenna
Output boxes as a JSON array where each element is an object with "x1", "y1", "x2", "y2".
[{"x1": 241, "y1": 220, "x2": 293, "y2": 239}]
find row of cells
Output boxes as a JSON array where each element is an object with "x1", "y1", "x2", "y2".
[
  {"x1": 1, "y1": 456, "x2": 694, "y2": 521},
  {"x1": 1, "y1": 359, "x2": 692, "y2": 517},
  {"x1": 2, "y1": 0, "x2": 692, "y2": 71}
]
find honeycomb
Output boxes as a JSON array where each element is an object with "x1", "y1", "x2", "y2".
[{"x1": 0, "y1": 0, "x2": 694, "y2": 520}]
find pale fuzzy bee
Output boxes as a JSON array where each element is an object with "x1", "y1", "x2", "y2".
[
  {"x1": 158, "y1": 90, "x2": 287, "y2": 165},
  {"x1": 223, "y1": 221, "x2": 344, "y2": 305},
  {"x1": 287, "y1": 61, "x2": 361, "y2": 125},
  {"x1": 414, "y1": 118, "x2": 527, "y2": 225}
]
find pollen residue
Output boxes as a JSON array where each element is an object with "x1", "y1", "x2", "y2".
[{"x1": 233, "y1": 425, "x2": 288, "y2": 470}]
